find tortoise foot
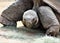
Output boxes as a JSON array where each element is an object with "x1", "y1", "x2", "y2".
[
  {"x1": 0, "y1": 16, "x2": 17, "y2": 27},
  {"x1": 46, "y1": 25, "x2": 59, "y2": 37}
]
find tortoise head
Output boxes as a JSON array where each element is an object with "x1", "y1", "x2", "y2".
[{"x1": 22, "y1": 10, "x2": 39, "y2": 28}]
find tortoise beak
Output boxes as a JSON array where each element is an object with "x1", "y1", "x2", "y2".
[{"x1": 26, "y1": 22, "x2": 33, "y2": 28}]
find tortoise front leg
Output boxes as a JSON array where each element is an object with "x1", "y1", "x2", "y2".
[
  {"x1": 38, "y1": 6, "x2": 60, "y2": 37},
  {"x1": 0, "y1": 16, "x2": 17, "y2": 27},
  {"x1": 33, "y1": 0, "x2": 42, "y2": 11}
]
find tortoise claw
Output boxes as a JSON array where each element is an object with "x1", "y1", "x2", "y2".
[{"x1": 46, "y1": 26, "x2": 59, "y2": 37}]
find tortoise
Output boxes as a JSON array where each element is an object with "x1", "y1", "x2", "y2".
[
  {"x1": 22, "y1": 0, "x2": 60, "y2": 37},
  {"x1": 0, "y1": 0, "x2": 60, "y2": 36}
]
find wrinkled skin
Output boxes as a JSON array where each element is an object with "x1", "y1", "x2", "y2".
[{"x1": 38, "y1": 6, "x2": 60, "y2": 37}]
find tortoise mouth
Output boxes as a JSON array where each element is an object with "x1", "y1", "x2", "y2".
[
  {"x1": 25, "y1": 22, "x2": 33, "y2": 28},
  {"x1": 22, "y1": 21, "x2": 33, "y2": 28},
  {"x1": 26, "y1": 25, "x2": 32, "y2": 28},
  {"x1": 22, "y1": 18, "x2": 39, "y2": 28}
]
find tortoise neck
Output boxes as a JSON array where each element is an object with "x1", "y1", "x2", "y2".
[{"x1": 33, "y1": 0, "x2": 43, "y2": 11}]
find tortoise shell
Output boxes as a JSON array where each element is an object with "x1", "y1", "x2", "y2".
[{"x1": 43, "y1": 0, "x2": 60, "y2": 13}]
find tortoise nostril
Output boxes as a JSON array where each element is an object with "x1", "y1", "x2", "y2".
[{"x1": 23, "y1": 19, "x2": 26, "y2": 21}]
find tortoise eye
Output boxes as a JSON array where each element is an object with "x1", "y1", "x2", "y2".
[
  {"x1": 34, "y1": 20, "x2": 37, "y2": 24},
  {"x1": 24, "y1": 19, "x2": 26, "y2": 21},
  {"x1": 32, "y1": 18, "x2": 35, "y2": 21},
  {"x1": 32, "y1": 18, "x2": 37, "y2": 24}
]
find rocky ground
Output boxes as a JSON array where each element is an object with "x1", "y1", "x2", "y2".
[{"x1": 0, "y1": 1, "x2": 60, "y2": 43}]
